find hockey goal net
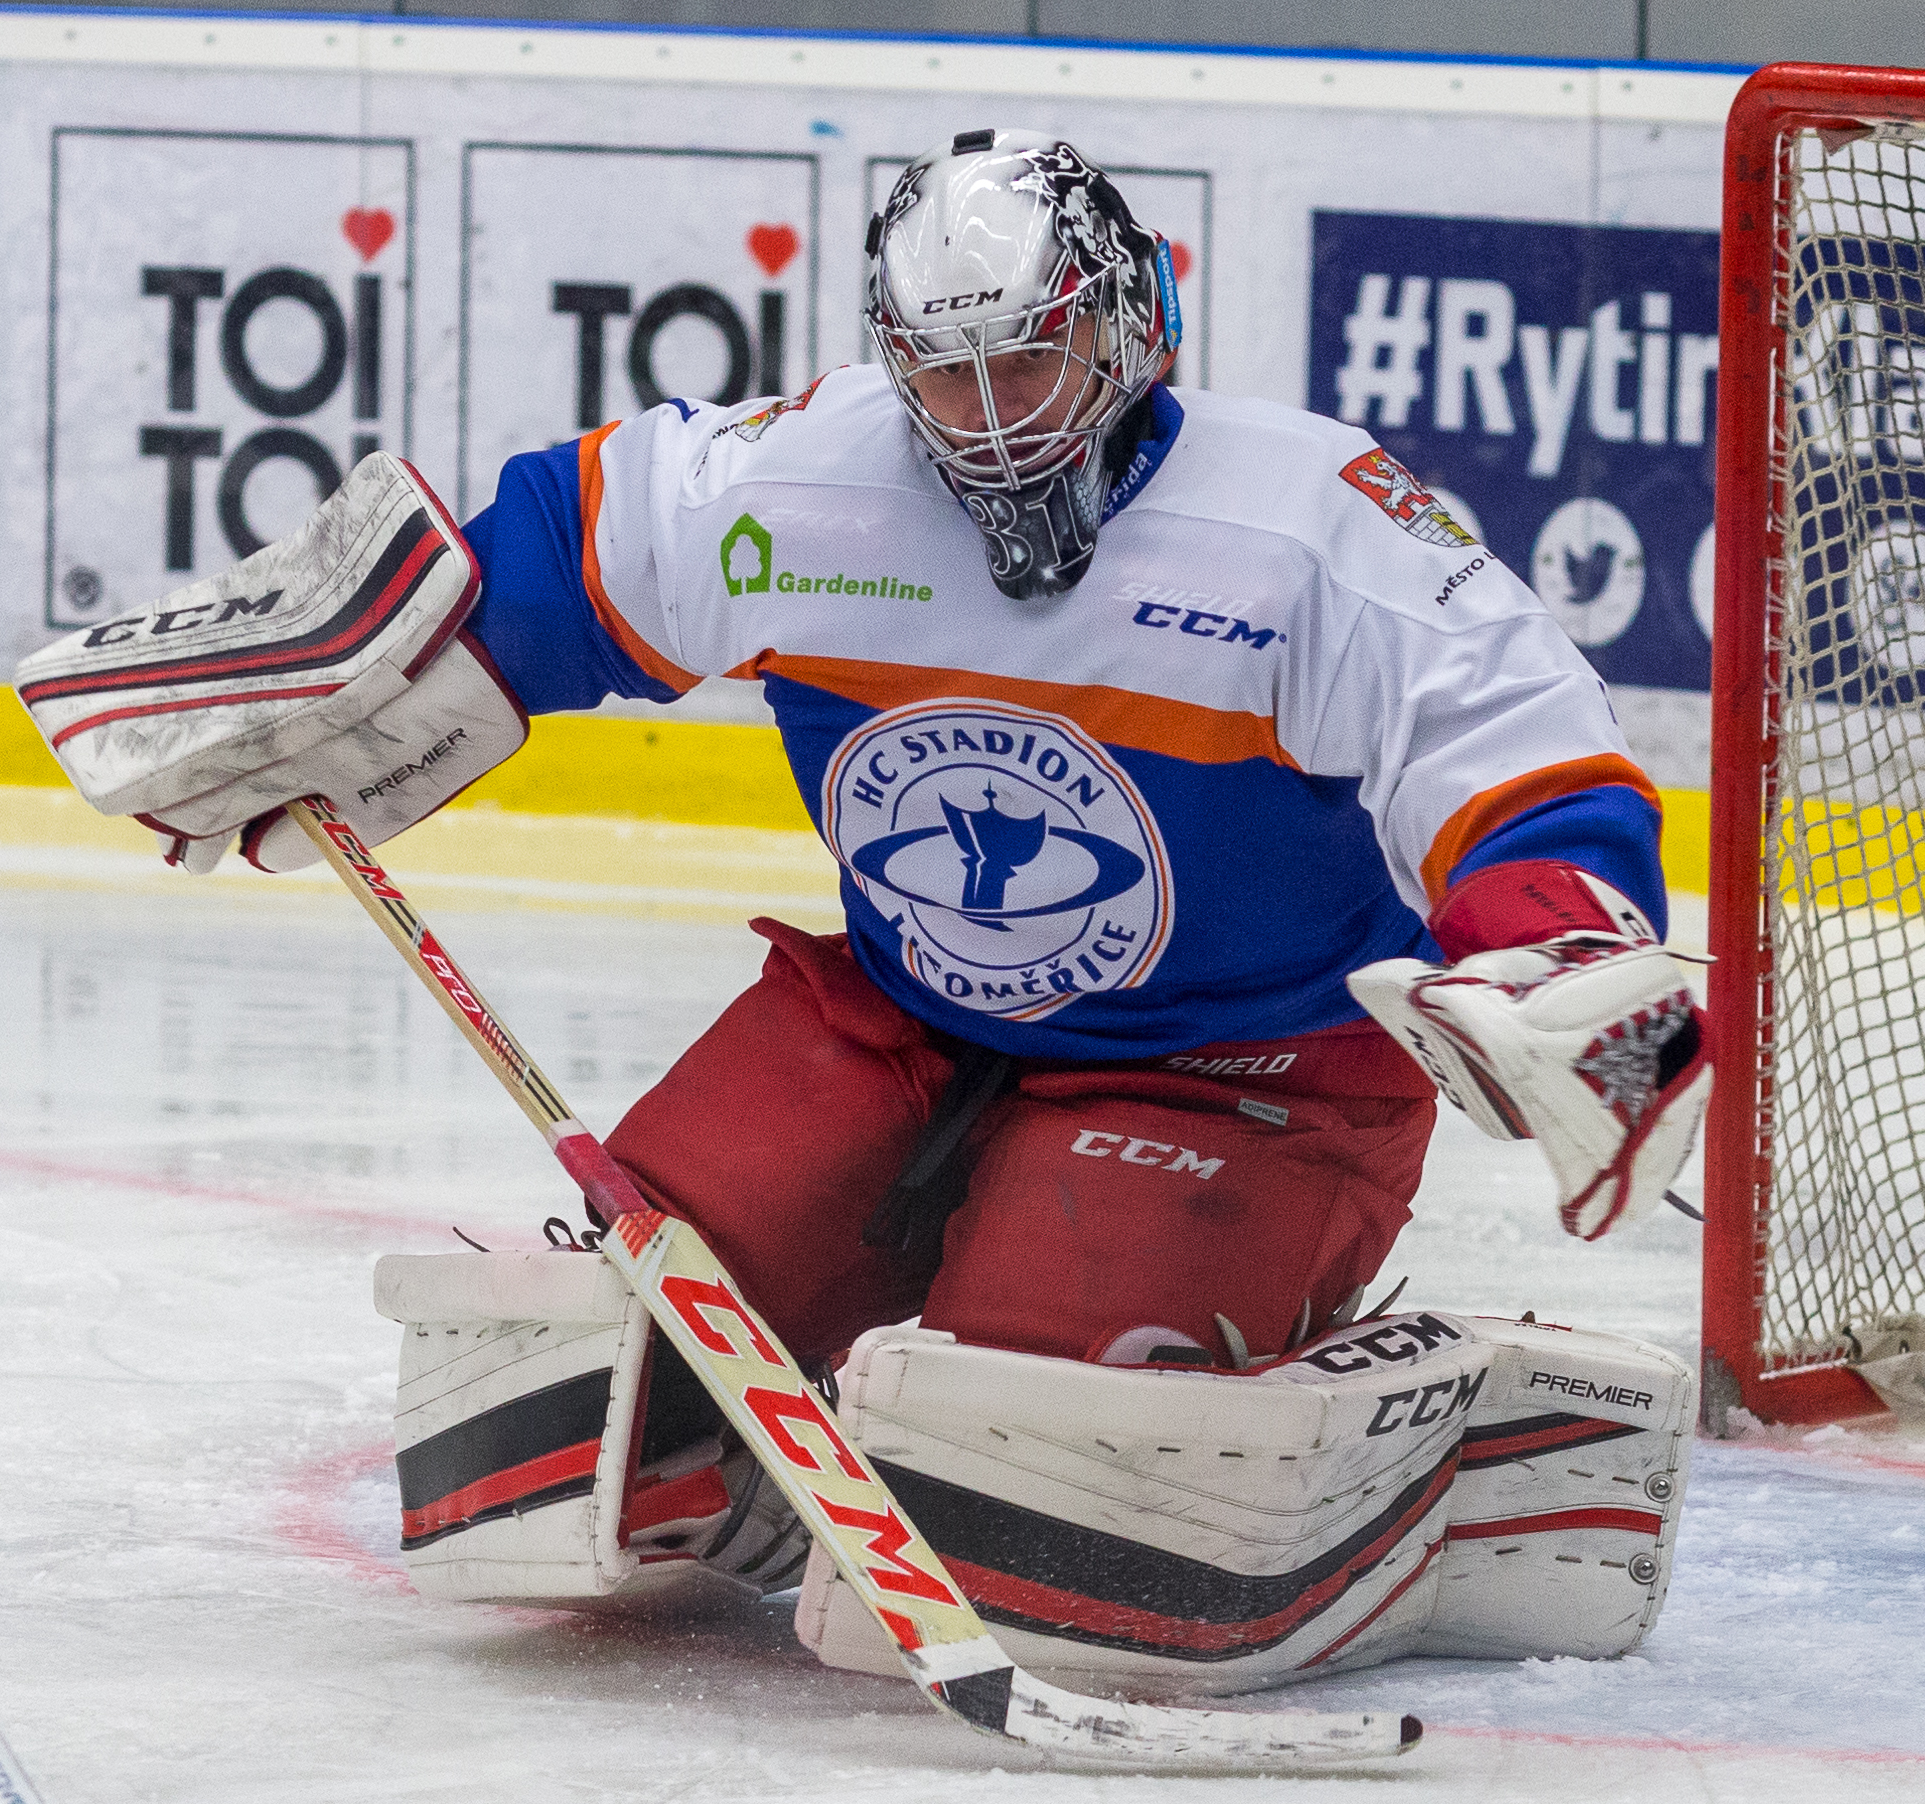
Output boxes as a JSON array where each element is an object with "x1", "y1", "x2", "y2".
[{"x1": 1707, "y1": 64, "x2": 1925, "y2": 1431}]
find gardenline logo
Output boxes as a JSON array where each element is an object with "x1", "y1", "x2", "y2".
[{"x1": 719, "y1": 512, "x2": 935, "y2": 601}]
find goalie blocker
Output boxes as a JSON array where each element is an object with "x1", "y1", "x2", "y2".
[
  {"x1": 1349, "y1": 862, "x2": 1712, "y2": 1241},
  {"x1": 12, "y1": 453, "x2": 526, "y2": 874}
]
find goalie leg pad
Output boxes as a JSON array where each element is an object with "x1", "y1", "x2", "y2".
[
  {"x1": 797, "y1": 1311, "x2": 1691, "y2": 1697},
  {"x1": 373, "y1": 1250, "x2": 808, "y2": 1610},
  {"x1": 799, "y1": 1317, "x2": 1486, "y2": 1698},
  {"x1": 1415, "y1": 1316, "x2": 1693, "y2": 1660}
]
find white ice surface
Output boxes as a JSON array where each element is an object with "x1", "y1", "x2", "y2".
[{"x1": 2, "y1": 877, "x2": 1922, "y2": 1803}]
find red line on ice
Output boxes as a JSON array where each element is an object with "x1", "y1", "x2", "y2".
[
  {"x1": 1783, "y1": 1445, "x2": 1925, "y2": 1480},
  {"x1": 1715, "y1": 1436, "x2": 1925, "y2": 1482},
  {"x1": 1433, "y1": 1724, "x2": 1925, "y2": 1766},
  {"x1": 275, "y1": 1438, "x2": 410, "y2": 1589},
  {"x1": 0, "y1": 1148, "x2": 442, "y2": 1238}
]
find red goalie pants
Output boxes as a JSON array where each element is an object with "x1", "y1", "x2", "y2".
[{"x1": 606, "y1": 919, "x2": 1437, "y2": 1366}]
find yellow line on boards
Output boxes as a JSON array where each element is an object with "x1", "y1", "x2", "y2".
[
  {"x1": 2, "y1": 687, "x2": 1715, "y2": 893},
  {"x1": 460, "y1": 713, "x2": 814, "y2": 833},
  {"x1": 1, "y1": 689, "x2": 63, "y2": 787},
  {"x1": 0, "y1": 687, "x2": 812, "y2": 831},
  {"x1": 1660, "y1": 787, "x2": 1708, "y2": 896}
]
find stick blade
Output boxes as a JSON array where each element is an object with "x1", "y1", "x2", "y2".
[{"x1": 913, "y1": 1657, "x2": 1420, "y2": 1771}]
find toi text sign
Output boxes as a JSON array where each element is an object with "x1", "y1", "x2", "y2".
[
  {"x1": 459, "y1": 143, "x2": 818, "y2": 516},
  {"x1": 46, "y1": 128, "x2": 414, "y2": 628}
]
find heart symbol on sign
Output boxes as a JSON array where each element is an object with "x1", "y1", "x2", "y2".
[
  {"x1": 341, "y1": 208, "x2": 396, "y2": 264},
  {"x1": 1169, "y1": 241, "x2": 1193, "y2": 284},
  {"x1": 747, "y1": 223, "x2": 800, "y2": 279}
]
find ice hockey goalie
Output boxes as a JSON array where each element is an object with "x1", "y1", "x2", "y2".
[{"x1": 14, "y1": 123, "x2": 1713, "y2": 1699}]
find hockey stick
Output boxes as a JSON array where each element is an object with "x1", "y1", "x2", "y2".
[
  {"x1": 0, "y1": 1729, "x2": 48, "y2": 1804},
  {"x1": 287, "y1": 795, "x2": 1419, "y2": 1771}
]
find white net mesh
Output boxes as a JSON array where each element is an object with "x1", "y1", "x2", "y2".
[{"x1": 1766, "y1": 125, "x2": 1925, "y2": 1371}]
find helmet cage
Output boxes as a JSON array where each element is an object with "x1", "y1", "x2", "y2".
[{"x1": 870, "y1": 260, "x2": 1144, "y2": 496}]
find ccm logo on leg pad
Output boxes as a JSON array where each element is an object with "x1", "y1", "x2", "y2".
[
  {"x1": 1070, "y1": 1128, "x2": 1224, "y2": 1179},
  {"x1": 1366, "y1": 1369, "x2": 1487, "y2": 1436}
]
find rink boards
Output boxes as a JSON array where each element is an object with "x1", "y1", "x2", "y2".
[{"x1": 0, "y1": 8, "x2": 1743, "y2": 795}]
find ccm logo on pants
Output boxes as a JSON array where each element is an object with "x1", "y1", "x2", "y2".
[{"x1": 1069, "y1": 1128, "x2": 1224, "y2": 1179}]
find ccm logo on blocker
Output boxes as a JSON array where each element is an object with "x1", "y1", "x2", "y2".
[{"x1": 1070, "y1": 1128, "x2": 1224, "y2": 1179}]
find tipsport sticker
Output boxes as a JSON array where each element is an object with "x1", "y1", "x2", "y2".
[{"x1": 822, "y1": 701, "x2": 1173, "y2": 1020}]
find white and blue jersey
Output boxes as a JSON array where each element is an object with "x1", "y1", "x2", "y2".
[{"x1": 463, "y1": 366, "x2": 1663, "y2": 1061}]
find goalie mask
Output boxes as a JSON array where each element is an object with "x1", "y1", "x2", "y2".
[{"x1": 866, "y1": 128, "x2": 1181, "y2": 601}]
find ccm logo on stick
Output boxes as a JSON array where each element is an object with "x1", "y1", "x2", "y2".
[{"x1": 1070, "y1": 1128, "x2": 1224, "y2": 1179}]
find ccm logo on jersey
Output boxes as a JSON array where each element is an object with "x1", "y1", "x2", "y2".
[
  {"x1": 80, "y1": 591, "x2": 282, "y2": 647},
  {"x1": 1366, "y1": 1368, "x2": 1487, "y2": 1436},
  {"x1": 1070, "y1": 1128, "x2": 1224, "y2": 1179},
  {"x1": 1527, "y1": 1371, "x2": 1655, "y2": 1410},
  {"x1": 358, "y1": 728, "x2": 470, "y2": 803},
  {"x1": 1130, "y1": 601, "x2": 1279, "y2": 650},
  {"x1": 1295, "y1": 1313, "x2": 1465, "y2": 1375},
  {"x1": 921, "y1": 288, "x2": 1004, "y2": 314}
]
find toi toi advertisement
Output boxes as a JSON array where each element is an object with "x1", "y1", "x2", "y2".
[
  {"x1": 46, "y1": 128, "x2": 414, "y2": 629},
  {"x1": 458, "y1": 143, "x2": 819, "y2": 516}
]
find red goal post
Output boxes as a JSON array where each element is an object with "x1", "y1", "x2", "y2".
[{"x1": 1706, "y1": 63, "x2": 1925, "y2": 1432}]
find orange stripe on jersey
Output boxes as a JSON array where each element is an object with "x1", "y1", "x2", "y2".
[
  {"x1": 1420, "y1": 754, "x2": 1661, "y2": 907},
  {"x1": 577, "y1": 424, "x2": 702, "y2": 697},
  {"x1": 734, "y1": 652, "x2": 1301, "y2": 770}
]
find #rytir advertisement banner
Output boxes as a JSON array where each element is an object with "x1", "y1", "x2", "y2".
[{"x1": 1308, "y1": 212, "x2": 1721, "y2": 695}]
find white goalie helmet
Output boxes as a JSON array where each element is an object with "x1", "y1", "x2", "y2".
[{"x1": 866, "y1": 128, "x2": 1182, "y2": 600}]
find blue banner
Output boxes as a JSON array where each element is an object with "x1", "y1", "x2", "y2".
[{"x1": 1308, "y1": 211, "x2": 1720, "y2": 694}]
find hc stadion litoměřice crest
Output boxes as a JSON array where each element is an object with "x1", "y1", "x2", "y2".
[{"x1": 823, "y1": 700, "x2": 1173, "y2": 1020}]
